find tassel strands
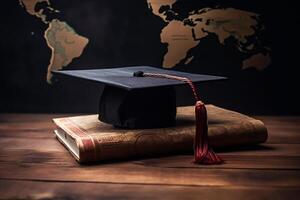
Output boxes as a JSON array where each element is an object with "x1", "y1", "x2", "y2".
[{"x1": 194, "y1": 101, "x2": 223, "y2": 164}]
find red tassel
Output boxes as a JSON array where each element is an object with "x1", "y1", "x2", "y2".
[
  {"x1": 140, "y1": 72, "x2": 223, "y2": 165},
  {"x1": 194, "y1": 101, "x2": 223, "y2": 164}
]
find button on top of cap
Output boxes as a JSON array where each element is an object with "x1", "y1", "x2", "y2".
[{"x1": 133, "y1": 71, "x2": 144, "y2": 77}]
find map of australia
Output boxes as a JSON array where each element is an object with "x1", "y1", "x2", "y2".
[
  {"x1": 147, "y1": 0, "x2": 271, "y2": 71},
  {"x1": 19, "y1": 0, "x2": 89, "y2": 82}
]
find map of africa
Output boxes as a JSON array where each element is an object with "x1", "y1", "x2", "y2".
[{"x1": 19, "y1": 0, "x2": 271, "y2": 83}]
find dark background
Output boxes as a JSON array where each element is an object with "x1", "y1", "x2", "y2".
[{"x1": 1, "y1": 0, "x2": 299, "y2": 115}]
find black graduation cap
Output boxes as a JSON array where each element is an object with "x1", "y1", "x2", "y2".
[{"x1": 52, "y1": 66, "x2": 226, "y2": 129}]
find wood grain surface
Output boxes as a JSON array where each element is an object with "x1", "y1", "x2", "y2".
[{"x1": 0, "y1": 114, "x2": 299, "y2": 199}]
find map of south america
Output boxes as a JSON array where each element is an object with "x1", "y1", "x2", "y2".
[{"x1": 19, "y1": 0, "x2": 89, "y2": 82}]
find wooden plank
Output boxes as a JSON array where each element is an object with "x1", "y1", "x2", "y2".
[
  {"x1": 1, "y1": 114, "x2": 298, "y2": 125},
  {"x1": 1, "y1": 115, "x2": 300, "y2": 144},
  {"x1": 0, "y1": 113, "x2": 70, "y2": 123},
  {"x1": 256, "y1": 116, "x2": 300, "y2": 124},
  {"x1": 1, "y1": 146, "x2": 300, "y2": 170},
  {"x1": 257, "y1": 116, "x2": 300, "y2": 144},
  {"x1": 0, "y1": 114, "x2": 64, "y2": 139},
  {"x1": 1, "y1": 136, "x2": 300, "y2": 157},
  {"x1": 1, "y1": 114, "x2": 299, "y2": 129},
  {"x1": 133, "y1": 154, "x2": 300, "y2": 170},
  {"x1": 0, "y1": 162, "x2": 300, "y2": 187},
  {"x1": 0, "y1": 180, "x2": 299, "y2": 200},
  {"x1": 0, "y1": 136, "x2": 300, "y2": 169}
]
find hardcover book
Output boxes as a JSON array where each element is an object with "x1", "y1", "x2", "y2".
[{"x1": 53, "y1": 105, "x2": 268, "y2": 163}]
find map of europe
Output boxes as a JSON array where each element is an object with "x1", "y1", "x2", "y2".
[{"x1": 20, "y1": 0, "x2": 271, "y2": 83}]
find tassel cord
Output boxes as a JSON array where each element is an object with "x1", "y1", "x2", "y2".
[{"x1": 141, "y1": 72, "x2": 223, "y2": 164}]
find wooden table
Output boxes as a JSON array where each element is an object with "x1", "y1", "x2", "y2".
[{"x1": 0, "y1": 114, "x2": 299, "y2": 199}]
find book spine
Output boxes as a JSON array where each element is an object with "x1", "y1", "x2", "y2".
[{"x1": 54, "y1": 118, "x2": 100, "y2": 163}]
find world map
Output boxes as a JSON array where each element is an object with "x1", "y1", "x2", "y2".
[{"x1": 19, "y1": 0, "x2": 271, "y2": 83}]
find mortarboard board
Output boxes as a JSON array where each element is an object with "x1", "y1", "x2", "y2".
[{"x1": 52, "y1": 66, "x2": 226, "y2": 164}]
